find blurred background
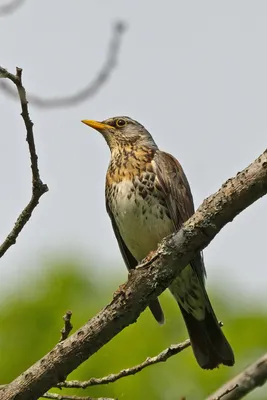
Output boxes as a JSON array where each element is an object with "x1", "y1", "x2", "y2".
[{"x1": 0, "y1": 1, "x2": 267, "y2": 399}]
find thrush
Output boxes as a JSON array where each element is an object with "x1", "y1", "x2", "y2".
[{"x1": 82, "y1": 116, "x2": 235, "y2": 370}]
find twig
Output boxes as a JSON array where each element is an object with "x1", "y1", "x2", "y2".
[
  {"x1": 0, "y1": 385, "x2": 115, "y2": 400},
  {"x1": 58, "y1": 339, "x2": 190, "y2": 389},
  {"x1": 0, "y1": 22, "x2": 126, "y2": 108},
  {"x1": 43, "y1": 394, "x2": 115, "y2": 400},
  {"x1": 211, "y1": 384, "x2": 239, "y2": 400},
  {"x1": 60, "y1": 311, "x2": 73, "y2": 342},
  {"x1": 0, "y1": 67, "x2": 48, "y2": 258},
  {"x1": 0, "y1": 0, "x2": 26, "y2": 16},
  {"x1": 2, "y1": 149, "x2": 267, "y2": 400},
  {"x1": 57, "y1": 325, "x2": 221, "y2": 390},
  {"x1": 207, "y1": 353, "x2": 267, "y2": 400}
]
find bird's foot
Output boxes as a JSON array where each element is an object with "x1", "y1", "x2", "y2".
[
  {"x1": 145, "y1": 249, "x2": 157, "y2": 262},
  {"x1": 136, "y1": 250, "x2": 158, "y2": 269}
]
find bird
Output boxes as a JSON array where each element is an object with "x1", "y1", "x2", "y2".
[{"x1": 81, "y1": 116, "x2": 235, "y2": 370}]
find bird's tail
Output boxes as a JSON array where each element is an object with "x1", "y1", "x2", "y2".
[
  {"x1": 170, "y1": 265, "x2": 235, "y2": 369},
  {"x1": 178, "y1": 302, "x2": 234, "y2": 369},
  {"x1": 149, "y1": 298, "x2": 165, "y2": 325}
]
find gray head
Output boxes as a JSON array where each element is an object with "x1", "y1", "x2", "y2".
[{"x1": 82, "y1": 116, "x2": 158, "y2": 151}]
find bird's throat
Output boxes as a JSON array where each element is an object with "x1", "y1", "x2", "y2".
[{"x1": 106, "y1": 145, "x2": 155, "y2": 184}]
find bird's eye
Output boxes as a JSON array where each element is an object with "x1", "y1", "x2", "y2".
[{"x1": 116, "y1": 119, "x2": 126, "y2": 128}]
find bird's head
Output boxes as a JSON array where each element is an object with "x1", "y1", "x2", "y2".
[{"x1": 82, "y1": 116, "x2": 158, "y2": 151}]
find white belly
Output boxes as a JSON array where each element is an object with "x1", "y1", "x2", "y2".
[{"x1": 110, "y1": 180, "x2": 174, "y2": 261}]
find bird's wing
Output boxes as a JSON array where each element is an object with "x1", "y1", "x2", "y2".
[
  {"x1": 106, "y1": 200, "x2": 137, "y2": 270},
  {"x1": 153, "y1": 151, "x2": 234, "y2": 369},
  {"x1": 153, "y1": 150, "x2": 206, "y2": 282}
]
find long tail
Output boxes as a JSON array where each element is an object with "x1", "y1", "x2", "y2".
[
  {"x1": 170, "y1": 265, "x2": 235, "y2": 369},
  {"x1": 149, "y1": 298, "x2": 165, "y2": 325},
  {"x1": 178, "y1": 302, "x2": 234, "y2": 369}
]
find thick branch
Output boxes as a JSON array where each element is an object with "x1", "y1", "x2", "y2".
[
  {"x1": 0, "y1": 67, "x2": 48, "y2": 258},
  {"x1": 0, "y1": 22, "x2": 126, "y2": 108},
  {"x1": 1, "y1": 150, "x2": 267, "y2": 400},
  {"x1": 207, "y1": 353, "x2": 267, "y2": 400}
]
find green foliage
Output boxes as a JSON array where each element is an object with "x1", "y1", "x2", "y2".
[{"x1": 0, "y1": 260, "x2": 266, "y2": 399}]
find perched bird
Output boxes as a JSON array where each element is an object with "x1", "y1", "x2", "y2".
[{"x1": 82, "y1": 116, "x2": 235, "y2": 370}]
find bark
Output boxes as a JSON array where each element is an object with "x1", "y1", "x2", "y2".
[
  {"x1": 1, "y1": 150, "x2": 267, "y2": 400},
  {"x1": 207, "y1": 353, "x2": 267, "y2": 400}
]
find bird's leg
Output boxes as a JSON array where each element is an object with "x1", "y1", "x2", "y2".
[{"x1": 136, "y1": 249, "x2": 158, "y2": 269}]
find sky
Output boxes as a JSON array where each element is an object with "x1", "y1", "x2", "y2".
[{"x1": 0, "y1": 0, "x2": 266, "y2": 302}]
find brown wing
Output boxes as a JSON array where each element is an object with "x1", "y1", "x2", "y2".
[
  {"x1": 153, "y1": 152, "x2": 235, "y2": 369},
  {"x1": 153, "y1": 151, "x2": 194, "y2": 226},
  {"x1": 106, "y1": 200, "x2": 164, "y2": 324},
  {"x1": 153, "y1": 150, "x2": 206, "y2": 281}
]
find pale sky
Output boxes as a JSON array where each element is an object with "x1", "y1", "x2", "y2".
[{"x1": 0, "y1": 0, "x2": 266, "y2": 302}]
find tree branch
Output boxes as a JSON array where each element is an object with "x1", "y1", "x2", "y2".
[
  {"x1": 42, "y1": 394, "x2": 115, "y2": 400},
  {"x1": 60, "y1": 311, "x2": 73, "y2": 342},
  {"x1": 58, "y1": 339, "x2": 190, "y2": 389},
  {"x1": 0, "y1": 66, "x2": 48, "y2": 258},
  {"x1": 1, "y1": 149, "x2": 267, "y2": 400},
  {"x1": 0, "y1": 0, "x2": 26, "y2": 16},
  {"x1": 207, "y1": 353, "x2": 267, "y2": 400},
  {"x1": 0, "y1": 22, "x2": 126, "y2": 108}
]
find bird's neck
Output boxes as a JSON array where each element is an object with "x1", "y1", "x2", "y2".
[{"x1": 107, "y1": 145, "x2": 155, "y2": 184}]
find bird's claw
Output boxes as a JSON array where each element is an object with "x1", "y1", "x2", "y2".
[{"x1": 136, "y1": 250, "x2": 157, "y2": 269}]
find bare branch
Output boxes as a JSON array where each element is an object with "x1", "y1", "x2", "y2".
[
  {"x1": 0, "y1": 66, "x2": 48, "y2": 256},
  {"x1": 58, "y1": 339, "x2": 190, "y2": 389},
  {"x1": 210, "y1": 385, "x2": 239, "y2": 400},
  {"x1": 60, "y1": 311, "x2": 73, "y2": 342},
  {"x1": 1, "y1": 149, "x2": 267, "y2": 400},
  {"x1": 0, "y1": 0, "x2": 26, "y2": 16},
  {"x1": 207, "y1": 353, "x2": 267, "y2": 400},
  {"x1": 59, "y1": 322, "x2": 220, "y2": 390},
  {"x1": 42, "y1": 393, "x2": 115, "y2": 400},
  {"x1": 0, "y1": 66, "x2": 48, "y2": 258},
  {"x1": 0, "y1": 22, "x2": 126, "y2": 108}
]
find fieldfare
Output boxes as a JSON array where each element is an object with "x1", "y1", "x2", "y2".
[{"x1": 82, "y1": 116, "x2": 235, "y2": 370}]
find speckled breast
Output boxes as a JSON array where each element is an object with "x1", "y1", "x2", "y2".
[{"x1": 106, "y1": 167, "x2": 174, "y2": 262}]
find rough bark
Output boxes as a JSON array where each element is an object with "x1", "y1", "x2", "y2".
[{"x1": 1, "y1": 150, "x2": 267, "y2": 400}]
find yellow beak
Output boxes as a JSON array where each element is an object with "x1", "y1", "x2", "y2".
[{"x1": 81, "y1": 120, "x2": 114, "y2": 131}]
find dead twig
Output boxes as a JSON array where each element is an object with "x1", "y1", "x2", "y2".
[
  {"x1": 43, "y1": 393, "x2": 115, "y2": 400},
  {"x1": 60, "y1": 311, "x2": 73, "y2": 342},
  {"x1": 210, "y1": 384, "x2": 239, "y2": 400},
  {"x1": 0, "y1": 66, "x2": 48, "y2": 258},
  {"x1": 58, "y1": 339, "x2": 190, "y2": 389}
]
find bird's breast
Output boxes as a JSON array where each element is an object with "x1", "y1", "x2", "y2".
[{"x1": 107, "y1": 173, "x2": 174, "y2": 261}]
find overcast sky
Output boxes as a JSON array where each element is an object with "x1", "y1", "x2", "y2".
[{"x1": 0, "y1": 0, "x2": 266, "y2": 302}]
